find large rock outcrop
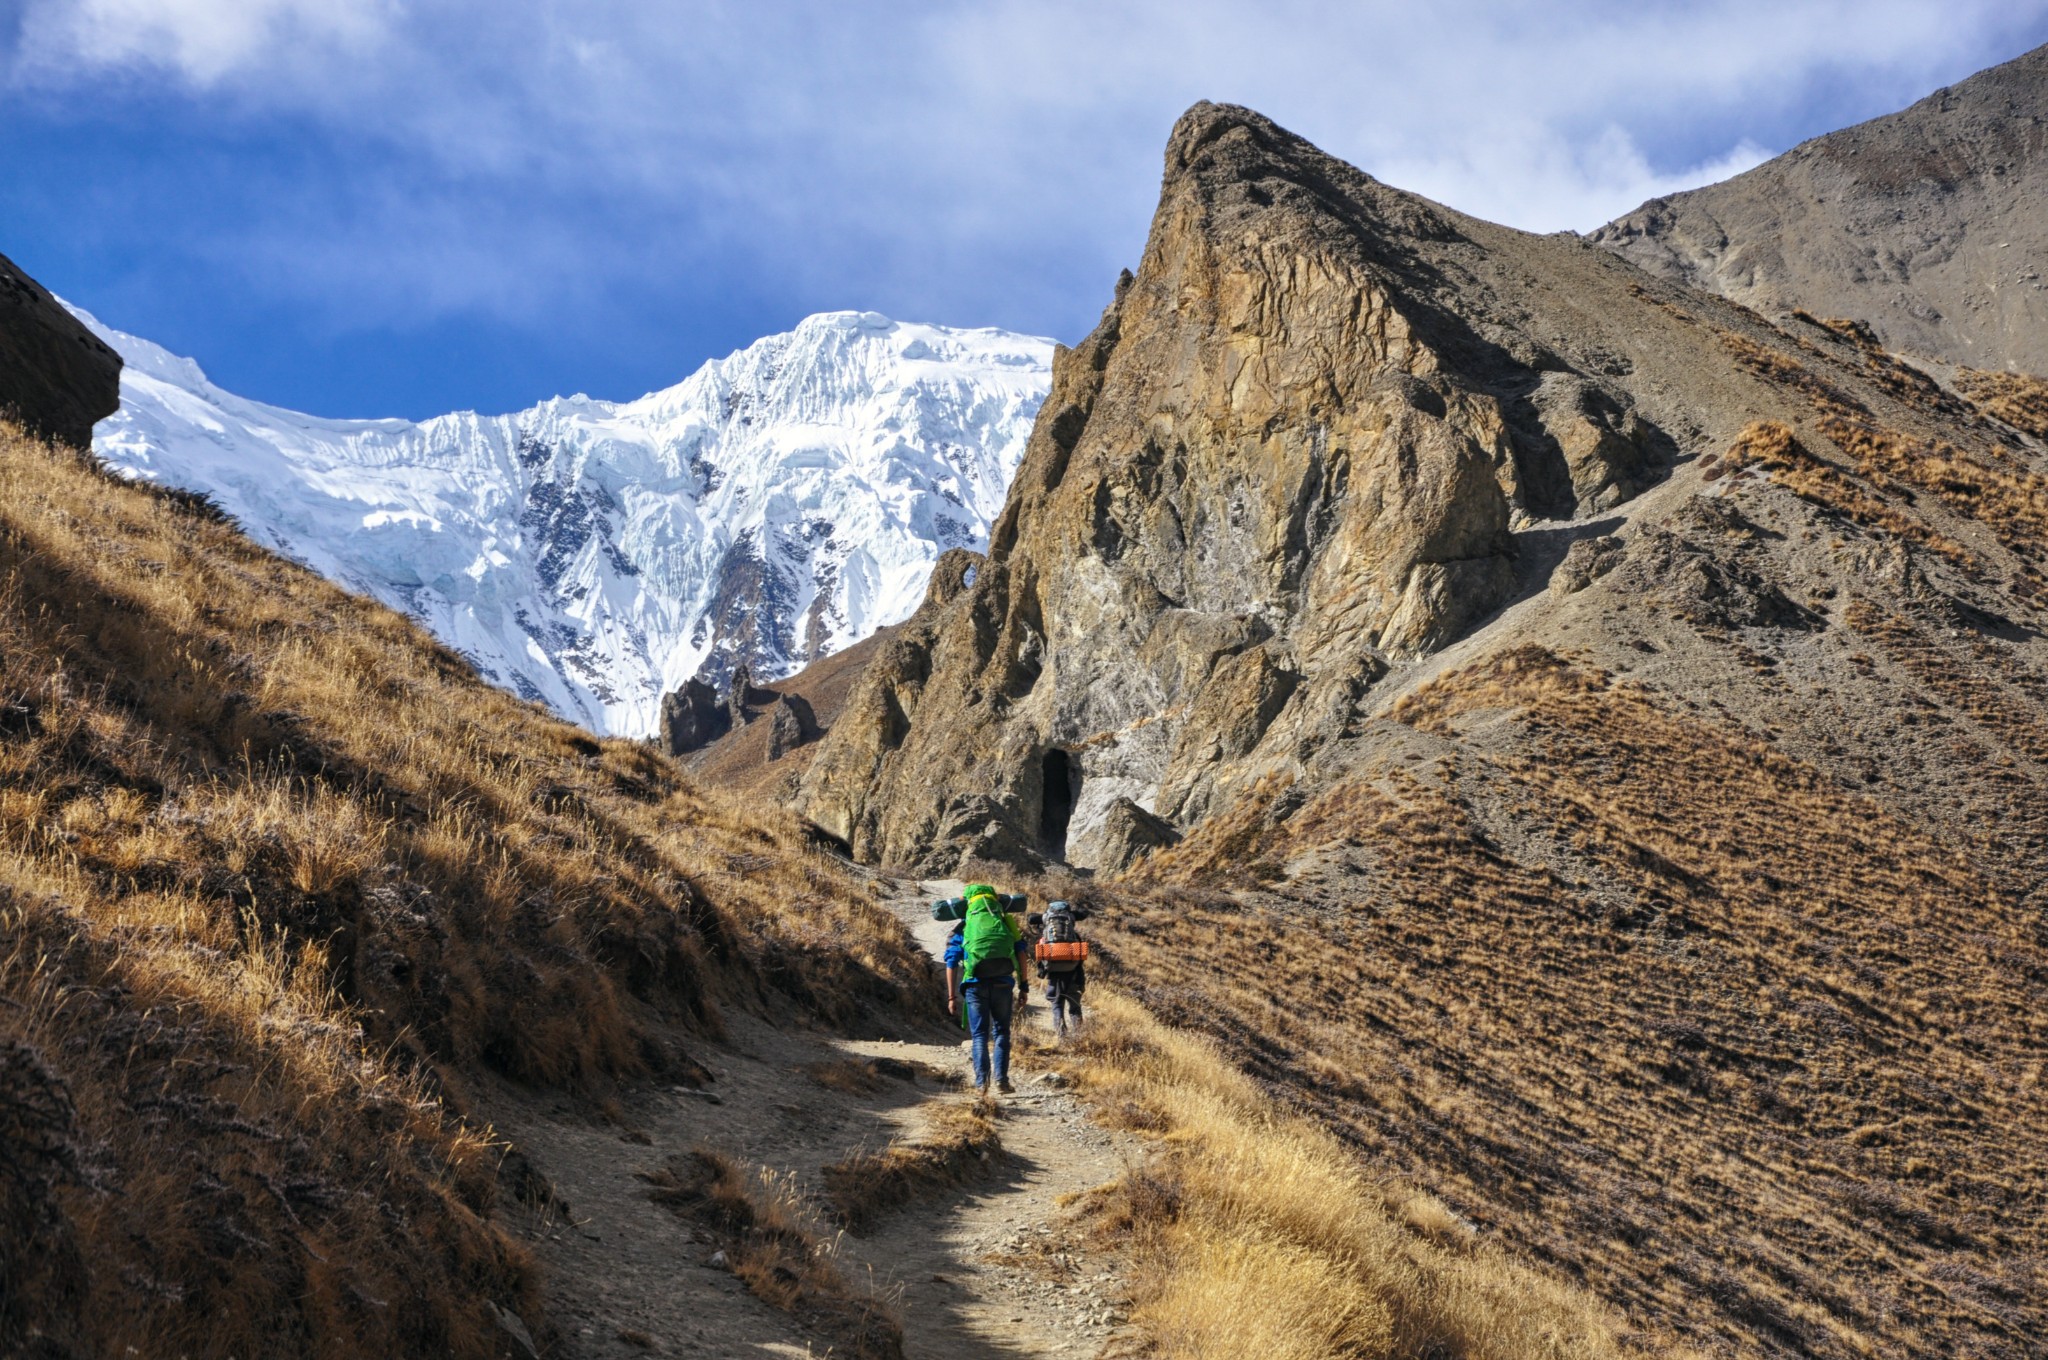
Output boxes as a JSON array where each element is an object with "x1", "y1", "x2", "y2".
[
  {"x1": 799, "y1": 103, "x2": 1687, "y2": 871},
  {"x1": 0, "y1": 252, "x2": 120, "y2": 448},
  {"x1": 1593, "y1": 41, "x2": 2048, "y2": 374}
]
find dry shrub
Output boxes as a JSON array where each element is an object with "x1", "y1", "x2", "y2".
[
  {"x1": 640, "y1": 1147, "x2": 903, "y2": 1359},
  {"x1": 1718, "y1": 334, "x2": 2048, "y2": 583},
  {"x1": 802, "y1": 1055, "x2": 956, "y2": 1096},
  {"x1": 1069, "y1": 992, "x2": 1642, "y2": 1360},
  {"x1": 820, "y1": 1102, "x2": 1001, "y2": 1231},
  {"x1": 804, "y1": 1057, "x2": 891, "y2": 1095},
  {"x1": 0, "y1": 888, "x2": 538, "y2": 1360},
  {"x1": 1720, "y1": 420, "x2": 1977, "y2": 571}
]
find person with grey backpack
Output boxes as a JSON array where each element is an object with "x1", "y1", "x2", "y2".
[{"x1": 1029, "y1": 900, "x2": 1091, "y2": 1039}]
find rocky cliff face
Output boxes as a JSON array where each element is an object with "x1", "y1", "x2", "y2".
[
  {"x1": 1593, "y1": 42, "x2": 2048, "y2": 375},
  {"x1": 0, "y1": 252, "x2": 120, "y2": 448},
  {"x1": 799, "y1": 103, "x2": 1736, "y2": 871}
]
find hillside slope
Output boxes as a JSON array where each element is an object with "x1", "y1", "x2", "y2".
[
  {"x1": 782, "y1": 103, "x2": 2048, "y2": 1358},
  {"x1": 77, "y1": 306, "x2": 1051, "y2": 736},
  {"x1": 1592, "y1": 42, "x2": 2048, "y2": 375},
  {"x1": 0, "y1": 414, "x2": 930, "y2": 1358},
  {"x1": 0, "y1": 399, "x2": 1668, "y2": 1360}
]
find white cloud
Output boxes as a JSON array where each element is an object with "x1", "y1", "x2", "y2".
[
  {"x1": 15, "y1": 0, "x2": 393, "y2": 85},
  {"x1": 1368, "y1": 127, "x2": 1778, "y2": 235}
]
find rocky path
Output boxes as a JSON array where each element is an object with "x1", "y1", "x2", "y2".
[{"x1": 488, "y1": 880, "x2": 1138, "y2": 1359}]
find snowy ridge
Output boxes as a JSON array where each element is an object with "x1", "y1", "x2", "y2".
[{"x1": 72, "y1": 305, "x2": 1052, "y2": 737}]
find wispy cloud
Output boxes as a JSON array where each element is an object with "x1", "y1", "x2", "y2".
[{"x1": 15, "y1": 0, "x2": 395, "y2": 85}]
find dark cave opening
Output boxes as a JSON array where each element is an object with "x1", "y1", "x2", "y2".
[{"x1": 1039, "y1": 748, "x2": 1079, "y2": 853}]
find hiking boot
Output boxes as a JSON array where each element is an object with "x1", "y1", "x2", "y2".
[{"x1": 997, "y1": 1079, "x2": 1015, "y2": 1095}]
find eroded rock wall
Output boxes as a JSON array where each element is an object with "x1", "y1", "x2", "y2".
[{"x1": 799, "y1": 104, "x2": 1681, "y2": 871}]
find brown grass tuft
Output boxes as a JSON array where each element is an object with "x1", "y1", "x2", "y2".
[
  {"x1": 1954, "y1": 368, "x2": 2048, "y2": 441},
  {"x1": 820, "y1": 1102, "x2": 1001, "y2": 1231},
  {"x1": 640, "y1": 1146, "x2": 904, "y2": 1358},
  {"x1": 1718, "y1": 335, "x2": 2048, "y2": 588}
]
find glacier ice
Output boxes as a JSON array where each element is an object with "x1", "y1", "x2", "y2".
[{"x1": 69, "y1": 303, "x2": 1053, "y2": 738}]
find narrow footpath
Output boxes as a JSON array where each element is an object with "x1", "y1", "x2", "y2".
[{"x1": 489, "y1": 879, "x2": 1141, "y2": 1360}]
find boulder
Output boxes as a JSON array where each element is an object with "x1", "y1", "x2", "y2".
[
  {"x1": 0, "y1": 251, "x2": 121, "y2": 449},
  {"x1": 659, "y1": 679, "x2": 728, "y2": 755},
  {"x1": 1083, "y1": 798, "x2": 1181, "y2": 873},
  {"x1": 1549, "y1": 535, "x2": 1626, "y2": 599},
  {"x1": 1530, "y1": 374, "x2": 1657, "y2": 516},
  {"x1": 765, "y1": 694, "x2": 817, "y2": 761}
]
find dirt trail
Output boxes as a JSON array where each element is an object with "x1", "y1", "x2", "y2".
[{"x1": 489, "y1": 879, "x2": 1139, "y2": 1360}]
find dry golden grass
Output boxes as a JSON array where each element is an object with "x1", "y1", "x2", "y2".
[
  {"x1": 0, "y1": 420, "x2": 931, "y2": 1355},
  {"x1": 1115, "y1": 646, "x2": 2048, "y2": 1359},
  {"x1": 820, "y1": 1101, "x2": 1000, "y2": 1232},
  {"x1": 0, "y1": 883, "x2": 540, "y2": 1360},
  {"x1": 1720, "y1": 419, "x2": 1979, "y2": 572},
  {"x1": 640, "y1": 1146, "x2": 904, "y2": 1359},
  {"x1": 1953, "y1": 368, "x2": 2048, "y2": 442},
  {"x1": 1066, "y1": 991, "x2": 1657, "y2": 1360},
  {"x1": 1719, "y1": 330, "x2": 2048, "y2": 594}
]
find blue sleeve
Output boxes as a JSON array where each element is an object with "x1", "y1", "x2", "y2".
[{"x1": 943, "y1": 934, "x2": 964, "y2": 968}]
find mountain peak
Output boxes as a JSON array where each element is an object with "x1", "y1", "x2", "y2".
[
  {"x1": 78, "y1": 305, "x2": 1054, "y2": 736},
  {"x1": 771, "y1": 76, "x2": 2048, "y2": 1360},
  {"x1": 1592, "y1": 40, "x2": 2048, "y2": 372}
]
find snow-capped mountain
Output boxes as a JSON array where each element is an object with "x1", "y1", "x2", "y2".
[{"x1": 72, "y1": 305, "x2": 1052, "y2": 737}]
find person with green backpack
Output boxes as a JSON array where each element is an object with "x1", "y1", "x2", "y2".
[{"x1": 936, "y1": 884, "x2": 1030, "y2": 1094}]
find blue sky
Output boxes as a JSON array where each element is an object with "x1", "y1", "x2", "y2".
[{"x1": 6, "y1": 1, "x2": 2047, "y2": 420}]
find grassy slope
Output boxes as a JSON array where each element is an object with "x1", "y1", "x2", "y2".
[
  {"x1": 1100, "y1": 646, "x2": 2045, "y2": 1357},
  {"x1": 681, "y1": 621, "x2": 902, "y2": 804},
  {"x1": 0, "y1": 423, "x2": 929, "y2": 1358},
  {"x1": 1079, "y1": 325, "x2": 2048, "y2": 1357},
  {"x1": 1065, "y1": 989, "x2": 1676, "y2": 1359}
]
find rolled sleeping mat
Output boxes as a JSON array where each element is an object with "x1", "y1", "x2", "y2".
[{"x1": 931, "y1": 898, "x2": 966, "y2": 921}]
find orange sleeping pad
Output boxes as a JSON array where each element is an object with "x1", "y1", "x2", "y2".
[{"x1": 1035, "y1": 940, "x2": 1089, "y2": 963}]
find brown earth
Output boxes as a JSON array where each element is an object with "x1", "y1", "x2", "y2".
[
  {"x1": 1593, "y1": 41, "x2": 2048, "y2": 375},
  {"x1": 681, "y1": 615, "x2": 907, "y2": 807}
]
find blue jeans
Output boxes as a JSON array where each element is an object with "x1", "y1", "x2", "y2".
[{"x1": 962, "y1": 981, "x2": 1015, "y2": 1088}]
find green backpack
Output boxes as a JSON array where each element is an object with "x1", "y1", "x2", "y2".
[{"x1": 959, "y1": 883, "x2": 1019, "y2": 987}]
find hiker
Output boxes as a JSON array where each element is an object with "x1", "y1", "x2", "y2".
[
  {"x1": 1031, "y1": 899, "x2": 1091, "y2": 1039},
  {"x1": 936, "y1": 884, "x2": 1030, "y2": 1094}
]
